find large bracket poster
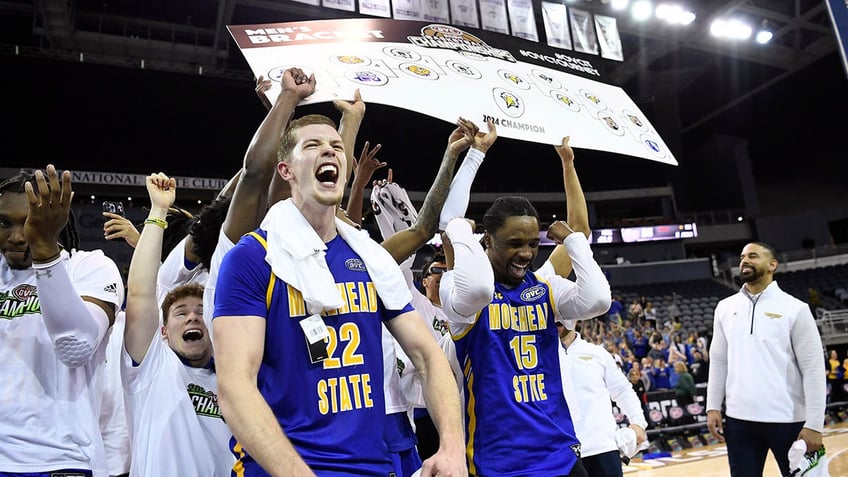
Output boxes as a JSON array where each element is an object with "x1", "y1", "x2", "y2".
[{"x1": 228, "y1": 18, "x2": 676, "y2": 165}]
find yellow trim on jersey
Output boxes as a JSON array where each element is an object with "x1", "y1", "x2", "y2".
[
  {"x1": 464, "y1": 358, "x2": 478, "y2": 476},
  {"x1": 451, "y1": 309, "x2": 484, "y2": 341},
  {"x1": 231, "y1": 441, "x2": 246, "y2": 477},
  {"x1": 247, "y1": 231, "x2": 277, "y2": 311},
  {"x1": 533, "y1": 273, "x2": 558, "y2": 326}
]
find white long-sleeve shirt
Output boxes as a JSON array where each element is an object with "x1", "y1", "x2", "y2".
[
  {"x1": 560, "y1": 333, "x2": 648, "y2": 457},
  {"x1": 441, "y1": 224, "x2": 611, "y2": 333},
  {"x1": 707, "y1": 281, "x2": 826, "y2": 431}
]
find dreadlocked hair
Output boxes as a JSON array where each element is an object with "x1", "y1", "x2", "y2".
[
  {"x1": 481, "y1": 196, "x2": 539, "y2": 234},
  {"x1": 0, "y1": 172, "x2": 79, "y2": 257},
  {"x1": 161, "y1": 206, "x2": 194, "y2": 262},
  {"x1": 188, "y1": 196, "x2": 231, "y2": 271}
]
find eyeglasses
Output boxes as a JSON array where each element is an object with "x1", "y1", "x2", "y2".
[{"x1": 426, "y1": 265, "x2": 447, "y2": 277}]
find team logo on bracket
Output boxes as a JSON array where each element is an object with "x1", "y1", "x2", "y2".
[
  {"x1": 498, "y1": 70, "x2": 531, "y2": 90},
  {"x1": 401, "y1": 63, "x2": 439, "y2": 80},
  {"x1": 446, "y1": 60, "x2": 482, "y2": 79},
  {"x1": 382, "y1": 46, "x2": 421, "y2": 61},
  {"x1": 492, "y1": 88, "x2": 524, "y2": 118},
  {"x1": 332, "y1": 55, "x2": 370, "y2": 65},
  {"x1": 580, "y1": 89, "x2": 608, "y2": 110},
  {"x1": 551, "y1": 90, "x2": 581, "y2": 112},
  {"x1": 345, "y1": 69, "x2": 389, "y2": 86}
]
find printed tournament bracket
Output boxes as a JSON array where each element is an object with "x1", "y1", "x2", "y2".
[{"x1": 228, "y1": 18, "x2": 677, "y2": 166}]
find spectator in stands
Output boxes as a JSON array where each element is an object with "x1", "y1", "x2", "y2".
[
  {"x1": 628, "y1": 366, "x2": 649, "y2": 416},
  {"x1": 0, "y1": 167, "x2": 124, "y2": 475},
  {"x1": 707, "y1": 241, "x2": 825, "y2": 477},
  {"x1": 607, "y1": 293, "x2": 624, "y2": 324},
  {"x1": 648, "y1": 358, "x2": 672, "y2": 390},
  {"x1": 668, "y1": 333, "x2": 688, "y2": 363},
  {"x1": 631, "y1": 329, "x2": 649, "y2": 360},
  {"x1": 628, "y1": 298, "x2": 644, "y2": 324},
  {"x1": 827, "y1": 348, "x2": 844, "y2": 403},
  {"x1": 808, "y1": 287, "x2": 823, "y2": 315},
  {"x1": 673, "y1": 361, "x2": 696, "y2": 406},
  {"x1": 643, "y1": 301, "x2": 656, "y2": 325},
  {"x1": 689, "y1": 349, "x2": 709, "y2": 385}
]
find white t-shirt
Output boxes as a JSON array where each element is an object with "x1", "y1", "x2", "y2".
[
  {"x1": 400, "y1": 287, "x2": 463, "y2": 408},
  {"x1": 202, "y1": 229, "x2": 235, "y2": 345},
  {"x1": 0, "y1": 250, "x2": 123, "y2": 476},
  {"x1": 122, "y1": 333, "x2": 234, "y2": 476},
  {"x1": 97, "y1": 311, "x2": 132, "y2": 475},
  {"x1": 157, "y1": 236, "x2": 209, "y2": 305}
]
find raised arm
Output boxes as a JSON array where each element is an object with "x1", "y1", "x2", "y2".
[
  {"x1": 344, "y1": 141, "x2": 385, "y2": 225},
  {"x1": 381, "y1": 117, "x2": 488, "y2": 263},
  {"x1": 547, "y1": 136, "x2": 589, "y2": 278},
  {"x1": 334, "y1": 89, "x2": 366, "y2": 183},
  {"x1": 223, "y1": 67, "x2": 315, "y2": 243},
  {"x1": 124, "y1": 173, "x2": 176, "y2": 363},
  {"x1": 25, "y1": 165, "x2": 120, "y2": 367}
]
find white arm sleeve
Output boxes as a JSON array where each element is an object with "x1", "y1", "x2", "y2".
[
  {"x1": 547, "y1": 233, "x2": 611, "y2": 321},
  {"x1": 439, "y1": 218, "x2": 494, "y2": 324},
  {"x1": 438, "y1": 147, "x2": 485, "y2": 230},
  {"x1": 36, "y1": 258, "x2": 110, "y2": 368}
]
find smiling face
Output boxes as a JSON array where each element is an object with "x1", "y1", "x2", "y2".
[
  {"x1": 485, "y1": 215, "x2": 540, "y2": 287},
  {"x1": 0, "y1": 192, "x2": 31, "y2": 269},
  {"x1": 738, "y1": 242, "x2": 777, "y2": 288},
  {"x1": 278, "y1": 121, "x2": 347, "y2": 209},
  {"x1": 162, "y1": 293, "x2": 211, "y2": 367}
]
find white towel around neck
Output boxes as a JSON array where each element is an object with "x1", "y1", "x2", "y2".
[{"x1": 260, "y1": 199, "x2": 412, "y2": 316}]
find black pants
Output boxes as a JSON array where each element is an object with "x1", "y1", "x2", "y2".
[
  {"x1": 581, "y1": 450, "x2": 623, "y2": 477},
  {"x1": 414, "y1": 413, "x2": 440, "y2": 461},
  {"x1": 724, "y1": 416, "x2": 804, "y2": 477}
]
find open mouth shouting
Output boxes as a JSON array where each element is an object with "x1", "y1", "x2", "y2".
[
  {"x1": 316, "y1": 163, "x2": 339, "y2": 186},
  {"x1": 182, "y1": 329, "x2": 205, "y2": 342},
  {"x1": 508, "y1": 261, "x2": 530, "y2": 280}
]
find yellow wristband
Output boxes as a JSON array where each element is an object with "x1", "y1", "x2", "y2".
[{"x1": 144, "y1": 217, "x2": 168, "y2": 229}]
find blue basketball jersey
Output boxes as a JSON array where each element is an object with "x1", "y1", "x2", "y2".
[
  {"x1": 214, "y1": 230, "x2": 412, "y2": 477},
  {"x1": 453, "y1": 272, "x2": 581, "y2": 476}
]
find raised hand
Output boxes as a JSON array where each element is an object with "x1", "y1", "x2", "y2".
[
  {"x1": 447, "y1": 117, "x2": 476, "y2": 157},
  {"x1": 24, "y1": 165, "x2": 72, "y2": 260},
  {"x1": 352, "y1": 141, "x2": 387, "y2": 185},
  {"x1": 103, "y1": 213, "x2": 140, "y2": 248},
  {"x1": 146, "y1": 172, "x2": 176, "y2": 210},
  {"x1": 281, "y1": 67, "x2": 316, "y2": 102},
  {"x1": 333, "y1": 88, "x2": 365, "y2": 119},
  {"x1": 546, "y1": 220, "x2": 577, "y2": 244},
  {"x1": 472, "y1": 118, "x2": 498, "y2": 153},
  {"x1": 255, "y1": 75, "x2": 273, "y2": 111},
  {"x1": 554, "y1": 136, "x2": 574, "y2": 164}
]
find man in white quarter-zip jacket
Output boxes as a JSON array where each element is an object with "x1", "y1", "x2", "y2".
[
  {"x1": 558, "y1": 322, "x2": 648, "y2": 477},
  {"x1": 707, "y1": 241, "x2": 825, "y2": 477}
]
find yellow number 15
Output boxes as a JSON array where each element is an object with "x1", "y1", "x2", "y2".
[{"x1": 508, "y1": 335, "x2": 538, "y2": 370}]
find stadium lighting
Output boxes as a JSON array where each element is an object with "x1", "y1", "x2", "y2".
[
  {"x1": 611, "y1": 0, "x2": 629, "y2": 11},
  {"x1": 632, "y1": 0, "x2": 653, "y2": 21},
  {"x1": 655, "y1": 3, "x2": 696, "y2": 25},
  {"x1": 710, "y1": 18, "x2": 752, "y2": 40},
  {"x1": 755, "y1": 21, "x2": 773, "y2": 44}
]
